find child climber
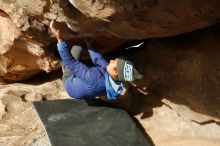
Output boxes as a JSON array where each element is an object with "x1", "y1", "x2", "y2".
[{"x1": 50, "y1": 20, "x2": 143, "y2": 100}]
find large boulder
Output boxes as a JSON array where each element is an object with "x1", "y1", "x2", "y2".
[
  {"x1": 0, "y1": 1, "x2": 59, "y2": 83},
  {"x1": 68, "y1": 0, "x2": 220, "y2": 38},
  {"x1": 1, "y1": 0, "x2": 220, "y2": 82}
]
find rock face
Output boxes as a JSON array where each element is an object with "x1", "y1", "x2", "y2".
[
  {"x1": 0, "y1": 1, "x2": 59, "y2": 83},
  {"x1": 68, "y1": 0, "x2": 220, "y2": 38},
  {"x1": 0, "y1": 73, "x2": 70, "y2": 146},
  {"x1": 0, "y1": 0, "x2": 220, "y2": 82}
]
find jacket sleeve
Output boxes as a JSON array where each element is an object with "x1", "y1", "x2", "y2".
[
  {"x1": 88, "y1": 46, "x2": 108, "y2": 68},
  {"x1": 57, "y1": 42, "x2": 99, "y2": 85}
]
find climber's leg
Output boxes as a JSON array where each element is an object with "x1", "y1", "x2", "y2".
[{"x1": 62, "y1": 45, "x2": 83, "y2": 83}]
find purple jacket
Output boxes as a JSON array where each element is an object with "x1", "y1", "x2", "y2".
[{"x1": 58, "y1": 42, "x2": 108, "y2": 99}]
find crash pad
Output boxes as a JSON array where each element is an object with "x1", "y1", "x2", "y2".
[{"x1": 33, "y1": 99, "x2": 151, "y2": 146}]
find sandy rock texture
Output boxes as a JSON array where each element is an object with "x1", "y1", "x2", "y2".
[
  {"x1": 1, "y1": 0, "x2": 220, "y2": 82},
  {"x1": 0, "y1": 73, "x2": 70, "y2": 146},
  {"x1": 0, "y1": 1, "x2": 60, "y2": 83}
]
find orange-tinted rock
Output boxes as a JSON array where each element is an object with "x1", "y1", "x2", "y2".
[{"x1": 68, "y1": 0, "x2": 220, "y2": 38}]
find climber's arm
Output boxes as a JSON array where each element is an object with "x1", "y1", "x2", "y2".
[
  {"x1": 50, "y1": 20, "x2": 98, "y2": 84},
  {"x1": 87, "y1": 46, "x2": 109, "y2": 68},
  {"x1": 57, "y1": 42, "x2": 98, "y2": 84}
]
